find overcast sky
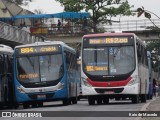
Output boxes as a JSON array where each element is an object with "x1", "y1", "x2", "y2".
[{"x1": 22, "y1": 0, "x2": 160, "y2": 20}]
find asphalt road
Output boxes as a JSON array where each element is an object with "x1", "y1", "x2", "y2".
[{"x1": 1, "y1": 98, "x2": 153, "y2": 120}]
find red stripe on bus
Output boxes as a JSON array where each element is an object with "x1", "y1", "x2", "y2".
[{"x1": 86, "y1": 77, "x2": 132, "y2": 87}]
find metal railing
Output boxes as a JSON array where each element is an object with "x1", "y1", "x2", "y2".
[
  {"x1": 28, "y1": 24, "x2": 92, "y2": 37},
  {"x1": 1, "y1": 18, "x2": 160, "y2": 46},
  {"x1": 23, "y1": 19, "x2": 160, "y2": 37},
  {"x1": 0, "y1": 21, "x2": 44, "y2": 45},
  {"x1": 104, "y1": 19, "x2": 160, "y2": 31}
]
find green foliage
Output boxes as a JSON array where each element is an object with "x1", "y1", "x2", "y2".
[
  {"x1": 147, "y1": 41, "x2": 160, "y2": 52},
  {"x1": 147, "y1": 40, "x2": 160, "y2": 71},
  {"x1": 56, "y1": 0, "x2": 133, "y2": 32}
]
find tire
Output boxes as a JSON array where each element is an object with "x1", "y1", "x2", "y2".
[
  {"x1": 88, "y1": 96, "x2": 95, "y2": 105},
  {"x1": 147, "y1": 95, "x2": 149, "y2": 100},
  {"x1": 23, "y1": 103, "x2": 29, "y2": 109},
  {"x1": 14, "y1": 103, "x2": 19, "y2": 109},
  {"x1": 103, "y1": 98, "x2": 109, "y2": 104},
  {"x1": 141, "y1": 94, "x2": 147, "y2": 103},
  {"x1": 150, "y1": 95, "x2": 153, "y2": 99},
  {"x1": 115, "y1": 98, "x2": 121, "y2": 101},
  {"x1": 72, "y1": 97, "x2": 77, "y2": 104},
  {"x1": 97, "y1": 98, "x2": 102, "y2": 105},
  {"x1": 132, "y1": 95, "x2": 139, "y2": 104},
  {"x1": 122, "y1": 97, "x2": 126, "y2": 100},
  {"x1": 38, "y1": 102, "x2": 43, "y2": 107},
  {"x1": 32, "y1": 103, "x2": 38, "y2": 108},
  {"x1": 63, "y1": 99, "x2": 70, "y2": 106}
]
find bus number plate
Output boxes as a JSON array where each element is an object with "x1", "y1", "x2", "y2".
[
  {"x1": 105, "y1": 91, "x2": 114, "y2": 94},
  {"x1": 37, "y1": 95, "x2": 46, "y2": 98}
]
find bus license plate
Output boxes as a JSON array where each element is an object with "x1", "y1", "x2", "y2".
[
  {"x1": 105, "y1": 91, "x2": 114, "y2": 94},
  {"x1": 37, "y1": 95, "x2": 46, "y2": 98}
]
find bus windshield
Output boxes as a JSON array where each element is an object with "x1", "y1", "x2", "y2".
[
  {"x1": 83, "y1": 46, "x2": 135, "y2": 76},
  {"x1": 16, "y1": 53, "x2": 63, "y2": 87}
]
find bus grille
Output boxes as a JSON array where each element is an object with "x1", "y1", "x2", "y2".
[
  {"x1": 28, "y1": 93, "x2": 54, "y2": 99},
  {"x1": 95, "y1": 88, "x2": 124, "y2": 94}
]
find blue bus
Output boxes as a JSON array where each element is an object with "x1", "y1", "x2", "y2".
[
  {"x1": 0, "y1": 44, "x2": 14, "y2": 109},
  {"x1": 13, "y1": 41, "x2": 79, "y2": 108}
]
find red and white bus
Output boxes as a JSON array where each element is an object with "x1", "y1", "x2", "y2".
[{"x1": 81, "y1": 32, "x2": 149, "y2": 105}]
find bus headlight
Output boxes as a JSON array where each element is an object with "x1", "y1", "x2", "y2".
[
  {"x1": 81, "y1": 78, "x2": 92, "y2": 87},
  {"x1": 17, "y1": 86, "x2": 25, "y2": 93},
  {"x1": 57, "y1": 82, "x2": 64, "y2": 90},
  {"x1": 127, "y1": 76, "x2": 138, "y2": 86}
]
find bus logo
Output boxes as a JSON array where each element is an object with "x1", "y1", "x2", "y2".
[{"x1": 2, "y1": 112, "x2": 11, "y2": 117}]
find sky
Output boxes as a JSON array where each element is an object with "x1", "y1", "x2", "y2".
[{"x1": 21, "y1": 0, "x2": 160, "y2": 20}]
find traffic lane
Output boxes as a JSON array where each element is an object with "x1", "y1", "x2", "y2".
[
  {"x1": 1, "y1": 100, "x2": 147, "y2": 120},
  {"x1": 7, "y1": 99, "x2": 146, "y2": 111}
]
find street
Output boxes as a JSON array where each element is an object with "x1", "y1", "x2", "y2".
[{"x1": 1, "y1": 98, "x2": 155, "y2": 120}]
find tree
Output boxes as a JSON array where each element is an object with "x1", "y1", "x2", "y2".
[
  {"x1": 56, "y1": 0, "x2": 134, "y2": 32},
  {"x1": 147, "y1": 40, "x2": 160, "y2": 72},
  {"x1": 137, "y1": 7, "x2": 160, "y2": 74}
]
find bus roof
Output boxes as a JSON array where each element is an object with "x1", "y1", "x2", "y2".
[
  {"x1": 83, "y1": 33, "x2": 136, "y2": 38},
  {"x1": 15, "y1": 41, "x2": 75, "y2": 53},
  {"x1": 0, "y1": 44, "x2": 13, "y2": 53}
]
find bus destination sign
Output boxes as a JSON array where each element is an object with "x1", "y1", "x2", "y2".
[
  {"x1": 89, "y1": 38, "x2": 128, "y2": 44},
  {"x1": 17, "y1": 45, "x2": 60, "y2": 54}
]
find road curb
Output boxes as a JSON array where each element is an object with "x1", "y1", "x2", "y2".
[
  {"x1": 140, "y1": 97, "x2": 158, "y2": 111},
  {"x1": 133, "y1": 97, "x2": 159, "y2": 120}
]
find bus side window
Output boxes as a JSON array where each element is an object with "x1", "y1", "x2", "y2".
[
  {"x1": 137, "y1": 43, "x2": 142, "y2": 63},
  {"x1": 145, "y1": 49, "x2": 148, "y2": 67},
  {"x1": 65, "y1": 51, "x2": 70, "y2": 70},
  {"x1": 141, "y1": 47, "x2": 145, "y2": 65},
  {"x1": 70, "y1": 54, "x2": 74, "y2": 70}
]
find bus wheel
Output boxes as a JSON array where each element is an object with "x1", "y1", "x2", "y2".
[
  {"x1": 150, "y1": 95, "x2": 153, "y2": 99},
  {"x1": 32, "y1": 103, "x2": 38, "y2": 108},
  {"x1": 38, "y1": 102, "x2": 43, "y2": 107},
  {"x1": 14, "y1": 103, "x2": 19, "y2": 109},
  {"x1": 72, "y1": 97, "x2": 77, "y2": 104},
  {"x1": 63, "y1": 99, "x2": 70, "y2": 106},
  {"x1": 97, "y1": 98, "x2": 102, "y2": 105},
  {"x1": 0, "y1": 103, "x2": 4, "y2": 110},
  {"x1": 122, "y1": 97, "x2": 126, "y2": 100},
  {"x1": 141, "y1": 94, "x2": 146, "y2": 103},
  {"x1": 147, "y1": 95, "x2": 150, "y2": 100},
  {"x1": 23, "y1": 103, "x2": 29, "y2": 109},
  {"x1": 103, "y1": 98, "x2": 109, "y2": 104},
  {"x1": 88, "y1": 96, "x2": 95, "y2": 105},
  {"x1": 132, "y1": 95, "x2": 139, "y2": 104},
  {"x1": 115, "y1": 98, "x2": 121, "y2": 101}
]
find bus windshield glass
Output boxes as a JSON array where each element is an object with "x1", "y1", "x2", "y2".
[
  {"x1": 82, "y1": 36, "x2": 135, "y2": 76},
  {"x1": 16, "y1": 46, "x2": 63, "y2": 87}
]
